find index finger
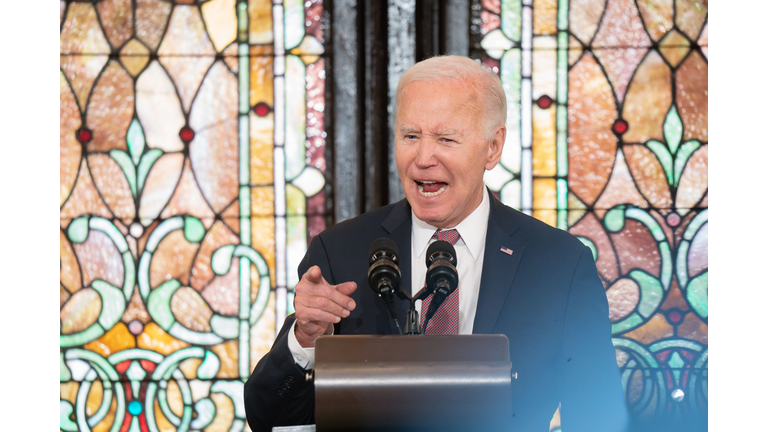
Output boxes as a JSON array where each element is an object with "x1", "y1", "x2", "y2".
[{"x1": 302, "y1": 265, "x2": 324, "y2": 284}]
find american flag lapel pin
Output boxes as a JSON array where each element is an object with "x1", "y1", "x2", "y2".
[{"x1": 500, "y1": 246, "x2": 514, "y2": 255}]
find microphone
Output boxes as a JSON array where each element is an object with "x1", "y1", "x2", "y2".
[
  {"x1": 423, "y1": 240, "x2": 459, "y2": 331},
  {"x1": 368, "y1": 238, "x2": 402, "y2": 307}
]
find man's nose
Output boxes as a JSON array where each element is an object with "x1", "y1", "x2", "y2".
[{"x1": 414, "y1": 140, "x2": 439, "y2": 168}]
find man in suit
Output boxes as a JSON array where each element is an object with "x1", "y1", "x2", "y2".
[{"x1": 244, "y1": 55, "x2": 628, "y2": 431}]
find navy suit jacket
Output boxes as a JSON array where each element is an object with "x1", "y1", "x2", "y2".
[{"x1": 244, "y1": 194, "x2": 627, "y2": 431}]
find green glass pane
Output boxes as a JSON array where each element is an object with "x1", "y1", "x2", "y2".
[
  {"x1": 501, "y1": 0, "x2": 521, "y2": 42},
  {"x1": 663, "y1": 105, "x2": 683, "y2": 154}
]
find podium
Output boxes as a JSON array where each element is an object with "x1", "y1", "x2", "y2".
[{"x1": 313, "y1": 335, "x2": 513, "y2": 432}]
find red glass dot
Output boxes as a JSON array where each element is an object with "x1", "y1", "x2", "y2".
[
  {"x1": 666, "y1": 212, "x2": 681, "y2": 227},
  {"x1": 179, "y1": 126, "x2": 195, "y2": 142},
  {"x1": 139, "y1": 359, "x2": 157, "y2": 372},
  {"x1": 115, "y1": 360, "x2": 131, "y2": 374},
  {"x1": 76, "y1": 127, "x2": 92, "y2": 143},
  {"x1": 613, "y1": 119, "x2": 628, "y2": 135},
  {"x1": 536, "y1": 95, "x2": 553, "y2": 109},
  {"x1": 254, "y1": 102, "x2": 271, "y2": 117},
  {"x1": 668, "y1": 310, "x2": 682, "y2": 324}
]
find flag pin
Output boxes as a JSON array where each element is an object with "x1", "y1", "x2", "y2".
[{"x1": 500, "y1": 247, "x2": 514, "y2": 255}]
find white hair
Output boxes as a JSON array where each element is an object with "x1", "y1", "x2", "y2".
[{"x1": 395, "y1": 55, "x2": 507, "y2": 140}]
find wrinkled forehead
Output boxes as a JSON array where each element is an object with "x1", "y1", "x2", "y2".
[{"x1": 396, "y1": 79, "x2": 483, "y2": 117}]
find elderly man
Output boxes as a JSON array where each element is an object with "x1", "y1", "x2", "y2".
[{"x1": 244, "y1": 55, "x2": 627, "y2": 431}]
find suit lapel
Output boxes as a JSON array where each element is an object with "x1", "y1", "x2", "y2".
[
  {"x1": 381, "y1": 200, "x2": 413, "y2": 326},
  {"x1": 473, "y1": 194, "x2": 528, "y2": 334}
]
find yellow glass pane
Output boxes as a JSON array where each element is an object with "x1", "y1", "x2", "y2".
[
  {"x1": 154, "y1": 397, "x2": 176, "y2": 432},
  {"x1": 533, "y1": 178, "x2": 557, "y2": 209},
  {"x1": 533, "y1": 0, "x2": 557, "y2": 35},
  {"x1": 249, "y1": 0, "x2": 274, "y2": 44},
  {"x1": 178, "y1": 357, "x2": 203, "y2": 380},
  {"x1": 137, "y1": 322, "x2": 191, "y2": 355},
  {"x1": 251, "y1": 217, "x2": 276, "y2": 288},
  {"x1": 250, "y1": 44, "x2": 274, "y2": 55},
  {"x1": 622, "y1": 313, "x2": 674, "y2": 345},
  {"x1": 532, "y1": 210, "x2": 557, "y2": 227},
  {"x1": 201, "y1": 0, "x2": 237, "y2": 52},
  {"x1": 84, "y1": 322, "x2": 137, "y2": 356},
  {"x1": 85, "y1": 381, "x2": 118, "y2": 432},
  {"x1": 250, "y1": 111, "x2": 274, "y2": 185},
  {"x1": 212, "y1": 340, "x2": 240, "y2": 378},
  {"x1": 61, "y1": 381, "x2": 80, "y2": 405},
  {"x1": 250, "y1": 186, "x2": 275, "y2": 217},
  {"x1": 166, "y1": 380, "x2": 184, "y2": 417},
  {"x1": 250, "y1": 56, "x2": 274, "y2": 107},
  {"x1": 532, "y1": 106, "x2": 556, "y2": 177},
  {"x1": 658, "y1": 29, "x2": 691, "y2": 68},
  {"x1": 208, "y1": 392, "x2": 236, "y2": 431},
  {"x1": 120, "y1": 38, "x2": 151, "y2": 77}
]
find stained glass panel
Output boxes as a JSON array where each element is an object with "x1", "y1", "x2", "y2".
[
  {"x1": 474, "y1": 0, "x2": 708, "y2": 426},
  {"x1": 60, "y1": 1, "x2": 327, "y2": 430}
]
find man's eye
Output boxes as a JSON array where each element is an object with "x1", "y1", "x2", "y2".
[{"x1": 405, "y1": 134, "x2": 417, "y2": 139}]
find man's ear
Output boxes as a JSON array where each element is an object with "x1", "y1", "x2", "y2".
[{"x1": 485, "y1": 125, "x2": 506, "y2": 170}]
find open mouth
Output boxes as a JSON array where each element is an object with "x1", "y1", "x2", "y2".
[{"x1": 416, "y1": 181, "x2": 447, "y2": 197}]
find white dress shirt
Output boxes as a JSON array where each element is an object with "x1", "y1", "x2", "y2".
[
  {"x1": 288, "y1": 188, "x2": 491, "y2": 369},
  {"x1": 410, "y1": 187, "x2": 489, "y2": 335}
]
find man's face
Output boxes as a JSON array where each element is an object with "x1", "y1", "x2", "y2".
[{"x1": 395, "y1": 79, "x2": 505, "y2": 229}]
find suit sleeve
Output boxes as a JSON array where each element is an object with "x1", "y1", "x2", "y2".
[
  {"x1": 244, "y1": 315, "x2": 315, "y2": 431},
  {"x1": 243, "y1": 234, "x2": 335, "y2": 431},
  {"x1": 557, "y1": 245, "x2": 629, "y2": 432}
]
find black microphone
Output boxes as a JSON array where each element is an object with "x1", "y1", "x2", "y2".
[
  {"x1": 368, "y1": 237, "x2": 402, "y2": 306},
  {"x1": 423, "y1": 240, "x2": 459, "y2": 332}
]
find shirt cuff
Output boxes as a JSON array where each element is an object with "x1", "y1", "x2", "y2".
[{"x1": 287, "y1": 323, "x2": 315, "y2": 369}]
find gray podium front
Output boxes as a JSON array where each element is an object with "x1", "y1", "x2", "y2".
[{"x1": 311, "y1": 335, "x2": 514, "y2": 432}]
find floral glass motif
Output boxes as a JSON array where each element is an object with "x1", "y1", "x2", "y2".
[
  {"x1": 60, "y1": 1, "x2": 327, "y2": 430},
  {"x1": 475, "y1": 0, "x2": 707, "y2": 427}
]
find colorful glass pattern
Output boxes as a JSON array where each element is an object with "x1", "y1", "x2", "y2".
[
  {"x1": 60, "y1": 1, "x2": 327, "y2": 430},
  {"x1": 475, "y1": 0, "x2": 708, "y2": 426}
]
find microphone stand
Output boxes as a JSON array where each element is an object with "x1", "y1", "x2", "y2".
[{"x1": 398, "y1": 287, "x2": 432, "y2": 335}]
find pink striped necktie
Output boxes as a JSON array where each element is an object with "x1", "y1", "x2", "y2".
[{"x1": 420, "y1": 229, "x2": 460, "y2": 335}]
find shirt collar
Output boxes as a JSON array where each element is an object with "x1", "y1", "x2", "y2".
[{"x1": 412, "y1": 187, "x2": 490, "y2": 261}]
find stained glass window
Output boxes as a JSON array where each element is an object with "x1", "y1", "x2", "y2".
[
  {"x1": 60, "y1": 1, "x2": 327, "y2": 430},
  {"x1": 474, "y1": 0, "x2": 707, "y2": 427}
]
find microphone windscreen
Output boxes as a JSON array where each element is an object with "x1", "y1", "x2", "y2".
[
  {"x1": 426, "y1": 240, "x2": 457, "y2": 267},
  {"x1": 369, "y1": 237, "x2": 399, "y2": 263}
]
